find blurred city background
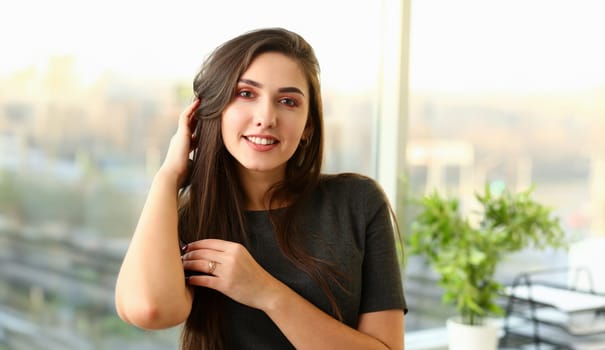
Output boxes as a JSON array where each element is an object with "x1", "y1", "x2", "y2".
[{"x1": 1, "y1": 0, "x2": 604, "y2": 349}]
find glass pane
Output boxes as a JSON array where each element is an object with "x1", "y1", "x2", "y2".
[
  {"x1": 406, "y1": 0, "x2": 605, "y2": 333},
  {"x1": 0, "y1": 1, "x2": 384, "y2": 349}
]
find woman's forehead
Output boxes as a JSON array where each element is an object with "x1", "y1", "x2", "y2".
[{"x1": 240, "y1": 52, "x2": 308, "y2": 94}]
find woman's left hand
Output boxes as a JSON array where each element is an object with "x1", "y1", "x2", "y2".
[{"x1": 181, "y1": 239, "x2": 283, "y2": 310}]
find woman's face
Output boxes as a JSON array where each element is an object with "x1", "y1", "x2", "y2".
[{"x1": 221, "y1": 52, "x2": 310, "y2": 179}]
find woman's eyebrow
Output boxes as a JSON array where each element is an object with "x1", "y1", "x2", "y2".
[{"x1": 239, "y1": 78, "x2": 305, "y2": 97}]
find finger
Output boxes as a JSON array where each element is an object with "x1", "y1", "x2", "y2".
[
  {"x1": 182, "y1": 259, "x2": 217, "y2": 273},
  {"x1": 182, "y1": 248, "x2": 224, "y2": 264},
  {"x1": 188, "y1": 106, "x2": 200, "y2": 132},
  {"x1": 185, "y1": 238, "x2": 235, "y2": 252},
  {"x1": 186, "y1": 275, "x2": 221, "y2": 290},
  {"x1": 185, "y1": 98, "x2": 201, "y2": 118},
  {"x1": 178, "y1": 99, "x2": 200, "y2": 133}
]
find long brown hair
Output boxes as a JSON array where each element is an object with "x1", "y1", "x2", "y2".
[{"x1": 177, "y1": 28, "x2": 333, "y2": 350}]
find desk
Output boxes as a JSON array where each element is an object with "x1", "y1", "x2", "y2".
[{"x1": 503, "y1": 269, "x2": 605, "y2": 349}]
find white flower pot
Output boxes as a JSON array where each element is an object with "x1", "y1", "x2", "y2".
[{"x1": 446, "y1": 316, "x2": 499, "y2": 350}]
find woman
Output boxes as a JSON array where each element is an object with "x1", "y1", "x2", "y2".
[{"x1": 115, "y1": 27, "x2": 406, "y2": 349}]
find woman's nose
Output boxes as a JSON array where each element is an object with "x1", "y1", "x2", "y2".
[{"x1": 254, "y1": 100, "x2": 277, "y2": 128}]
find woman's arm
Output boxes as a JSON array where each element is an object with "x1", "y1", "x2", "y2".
[
  {"x1": 114, "y1": 100, "x2": 199, "y2": 329},
  {"x1": 183, "y1": 239, "x2": 404, "y2": 349},
  {"x1": 358, "y1": 310, "x2": 405, "y2": 349},
  {"x1": 265, "y1": 280, "x2": 404, "y2": 350}
]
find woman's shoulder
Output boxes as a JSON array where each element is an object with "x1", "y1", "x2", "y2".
[
  {"x1": 317, "y1": 173, "x2": 387, "y2": 203},
  {"x1": 319, "y1": 172, "x2": 372, "y2": 186}
]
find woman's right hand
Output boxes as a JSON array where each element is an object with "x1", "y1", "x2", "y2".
[{"x1": 158, "y1": 99, "x2": 201, "y2": 187}]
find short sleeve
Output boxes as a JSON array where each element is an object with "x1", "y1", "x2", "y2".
[{"x1": 359, "y1": 181, "x2": 407, "y2": 314}]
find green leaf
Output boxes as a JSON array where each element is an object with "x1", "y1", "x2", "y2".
[
  {"x1": 469, "y1": 249, "x2": 486, "y2": 266},
  {"x1": 406, "y1": 183, "x2": 568, "y2": 323}
]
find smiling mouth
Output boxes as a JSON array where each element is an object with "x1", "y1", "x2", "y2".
[{"x1": 245, "y1": 136, "x2": 278, "y2": 145}]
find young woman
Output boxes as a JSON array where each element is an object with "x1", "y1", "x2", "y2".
[{"x1": 115, "y1": 28, "x2": 407, "y2": 350}]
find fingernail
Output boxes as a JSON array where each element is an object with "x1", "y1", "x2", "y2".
[{"x1": 180, "y1": 243, "x2": 188, "y2": 252}]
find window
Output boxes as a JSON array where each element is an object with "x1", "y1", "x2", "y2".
[
  {"x1": 406, "y1": 0, "x2": 605, "y2": 332},
  {"x1": 0, "y1": 1, "x2": 393, "y2": 348}
]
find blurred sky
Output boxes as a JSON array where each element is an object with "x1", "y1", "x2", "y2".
[
  {"x1": 0, "y1": 0, "x2": 383, "y2": 91},
  {"x1": 1, "y1": 0, "x2": 605, "y2": 93},
  {"x1": 410, "y1": 0, "x2": 605, "y2": 93}
]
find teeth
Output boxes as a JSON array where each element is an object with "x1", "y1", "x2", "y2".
[{"x1": 247, "y1": 136, "x2": 276, "y2": 145}]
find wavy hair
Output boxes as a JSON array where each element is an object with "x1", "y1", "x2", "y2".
[{"x1": 177, "y1": 28, "x2": 335, "y2": 350}]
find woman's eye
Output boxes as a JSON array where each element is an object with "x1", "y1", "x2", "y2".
[
  {"x1": 279, "y1": 98, "x2": 298, "y2": 107},
  {"x1": 238, "y1": 90, "x2": 254, "y2": 98}
]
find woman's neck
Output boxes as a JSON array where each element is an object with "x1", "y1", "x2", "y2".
[{"x1": 237, "y1": 166, "x2": 286, "y2": 211}]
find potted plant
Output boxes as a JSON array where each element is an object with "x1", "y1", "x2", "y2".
[{"x1": 407, "y1": 184, "x2": 567, "y2": 350}]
